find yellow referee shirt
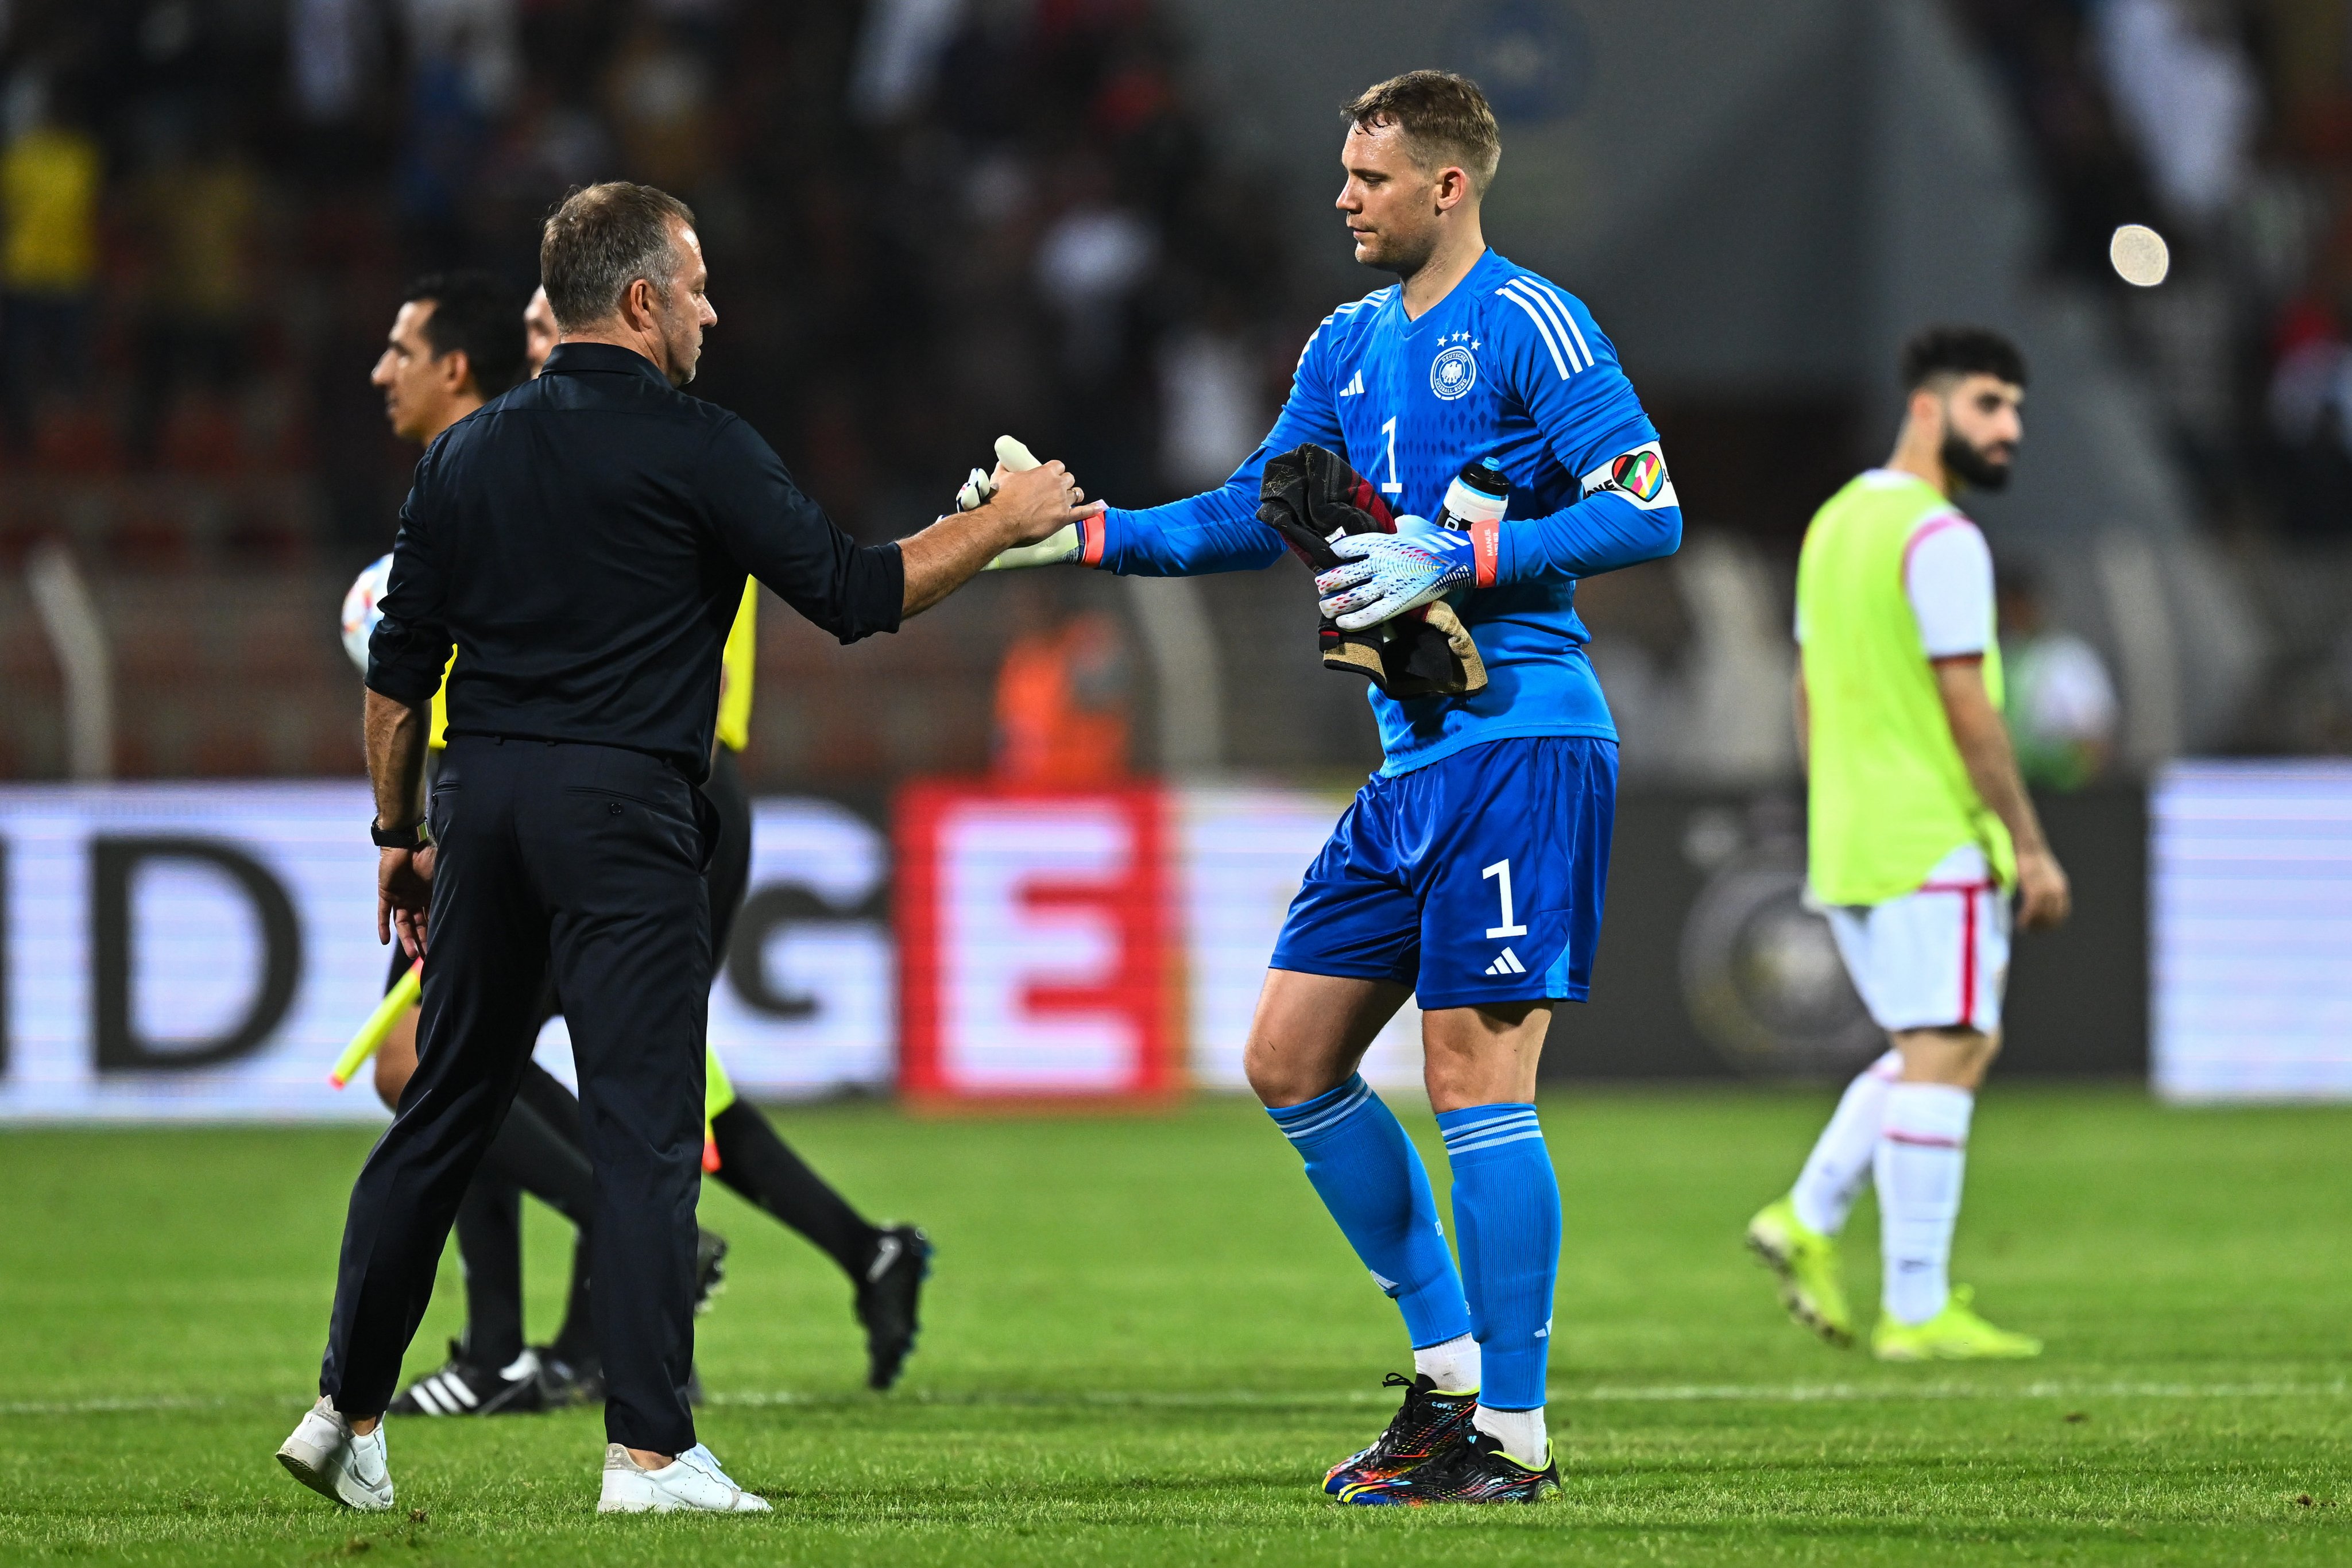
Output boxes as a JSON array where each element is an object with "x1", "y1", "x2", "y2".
[{"x1": 715, "y1": 579, "x2": 756, "y2": 754}]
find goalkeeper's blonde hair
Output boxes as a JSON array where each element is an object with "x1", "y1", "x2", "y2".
[{"x1": 1343, "y1": 71, "x2": 1502, "y2": 195}]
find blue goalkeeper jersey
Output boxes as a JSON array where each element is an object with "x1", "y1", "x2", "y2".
[{"x1": 1090, "y1": 247, "x2": 1682, "y2": 775}]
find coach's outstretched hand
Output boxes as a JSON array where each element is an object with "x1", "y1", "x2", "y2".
[
  {"x1": 991, "y1": 461, "x2": 1095, "y2": 544},
  {"x1": 970, "y1": 437, "x2": 1086, "y2": 571},
  {"x1": 899, "y1": 458, "x2": 1102, "y2": 617}
]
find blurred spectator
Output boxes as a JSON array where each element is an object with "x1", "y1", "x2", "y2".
[
  {"x1": 1034, "y1": 165, "x2": 1155, "y2": 382},
  {"x1": 0, "y1": 74, "x2": 99, "y2": 451},
  {"x1": 289, "y1": 0, "x2": 392, "y2": 187},
  {"x1": 2266, "y1": 293, "x2": 2352, "y2": 535},
  {"x1": 126, "y1": 118, "x2": 264, "y2": 467},
  {"x1": 850, "y1": 0, "x2": 966, "y2": 123},
  {"x1": 1956, "y1": 0, "x2": 2163, "y2": 280},
  {"x1": 606, "y1": 18, "x2": 717, "y2": 192},
  {"x1": 1997, "y1": 567, "x2": 2119, "y2": 791},
  {"x1": 393, "y1": 0, "x2": 512, "y2": 267},
  {"x1": 2090, "y1": 0, "x2": 2260, "y2": 230},
  {"x1": 993, "y1": 576, "x2": 1132, "y2": 786},
  {"x1": 290, "y1": 0, "x2": 382, "y2": 125},
  {"x1": 405, "y1": 0, "x2": 520, "y2": 113},
  {"x1": 1034, "y1": 156, "x2": 1159, "y2": 497},
  {"x1": 1155, "y1": 297, "x2": 1263, "y2": 493}
]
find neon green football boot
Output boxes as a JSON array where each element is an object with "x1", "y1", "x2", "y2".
[
  {"x1": 1870, "y1": 1286, "x2": 2042, "y2": 1361},
  {"x1": 1745, "y1": 1195, "x2": 1854, "y2": 1348}
]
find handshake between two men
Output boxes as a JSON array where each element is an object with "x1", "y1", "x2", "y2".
[{"x1": 972, "y1": 436, "x2": 1493, "y2": 700}]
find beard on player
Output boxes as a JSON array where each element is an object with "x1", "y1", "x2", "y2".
[{"x1": 1939, "y1": 426, "x2": 2014, "y2": 493}]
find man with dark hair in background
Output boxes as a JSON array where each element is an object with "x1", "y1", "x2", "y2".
[
  {"x1": 1747, "y1": 325, "x2": 2070, "y2": 1362},
  {"x1": 279, "y1": 181, "x2": 1094, "y2": 1514}
]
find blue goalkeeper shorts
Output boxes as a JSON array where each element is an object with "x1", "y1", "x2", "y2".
[{"x1": 1269, "y1": 735, "x2": 1617, "y2": 1012}]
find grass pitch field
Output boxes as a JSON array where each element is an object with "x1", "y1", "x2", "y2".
[{"x1": 1, "y1": 1087, "x2": 2346, "y2": 1565}]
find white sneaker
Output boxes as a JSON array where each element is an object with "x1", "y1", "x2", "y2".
[
  {"x1": 276, "y1": 1397, "x2": 394, "y2": 1511},
  {"x1": 597, "y1": 1442, "x2": 770, "y2": 1513}
]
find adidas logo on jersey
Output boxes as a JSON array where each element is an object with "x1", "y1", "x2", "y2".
[
  {"x1": 1484, "y1": 948, "x2": 1527, "y2": 977},
  {"x1": 1338, "y1": 369, "x2": 1364, "y2": 397}
]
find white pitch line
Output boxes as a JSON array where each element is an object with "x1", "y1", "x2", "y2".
[
  {"x1": 0, "y1": 1395, "x2": 231, "y2": 1416},
  {"x1": 2, "y1": 1381, "x2": 2342, "y2": 1419},
  {"x1": 710, "y1": 1380, "x2": 2352, "y2": 1411}
]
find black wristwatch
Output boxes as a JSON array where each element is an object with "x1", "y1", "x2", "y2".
[{"x1": 370, "y1": 816, "x2": 431, "y2": 851}]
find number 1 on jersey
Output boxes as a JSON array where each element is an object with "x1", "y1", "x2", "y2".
[
  {"x1": 1483, "y1": 860, "x2": 1528, "y2": 938},
  {"x1": 1380, "y1": 416, "x2": 1403, "y2": 495}
]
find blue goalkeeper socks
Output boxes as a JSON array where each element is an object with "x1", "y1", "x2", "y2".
[
  {"x1": 1268, "y1": 1075, "x2": 1472, "y2": 1353},
  {"x1": 1438, "y1": 1102, "x2": 1561, "y2": 1413}
]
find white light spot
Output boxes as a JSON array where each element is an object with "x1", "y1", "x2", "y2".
[{"x1": 2110, "y1": 224, "x2": 2171, "y2": 288}]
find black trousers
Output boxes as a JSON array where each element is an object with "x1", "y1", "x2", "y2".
[
  {"x1": 320, "y1": 737, "x2": 715, "y2": 1453},
  {"x1": 451, "y1": 1066, "x2": 598, "y2": 1369},
  {"x1": 444, "y1": 745, "x2": 756, "y2": 1368}
]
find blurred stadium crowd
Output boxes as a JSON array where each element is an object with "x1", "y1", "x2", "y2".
[{"x1": 0, "y1": 0, "x2": 2349, "y2": 783}]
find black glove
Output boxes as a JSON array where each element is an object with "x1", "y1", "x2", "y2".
[{"x1": 1255, "y1": 444, "x2": 1486, "y2": 698}]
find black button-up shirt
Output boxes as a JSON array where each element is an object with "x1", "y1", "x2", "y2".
[{"x1": 365, "y1": 342, "x2": 904, "y2": 781}]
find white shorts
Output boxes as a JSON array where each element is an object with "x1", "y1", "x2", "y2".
[{"x1": 1820, "y1": 845, "x2": 2011, "y2": 1035}]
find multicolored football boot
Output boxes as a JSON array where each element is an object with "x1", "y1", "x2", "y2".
[
  {"x1": 1337, "y1": 1430, "x2": 1560, "y2": 1505},
  {"x1": 1321, "y1": 1372, "x2": 1479, "y2": 1496}
]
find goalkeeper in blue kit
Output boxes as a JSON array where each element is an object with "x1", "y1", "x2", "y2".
[{"x1": 990, "y1": 72, "x2": 1681, "y2": 1503}]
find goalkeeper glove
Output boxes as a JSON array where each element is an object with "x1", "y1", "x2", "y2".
[
  {"x1": 1314, "y1": 517, "x2": 1476, "y2": 630},
  {"x1": 1254, "y1": 444, "x2": 1486, "y2": 698},
  {"x1": 961, "y1": 435, "x2": 1085, "y2": 570}
]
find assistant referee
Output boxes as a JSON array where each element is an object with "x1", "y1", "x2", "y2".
[{"x1": 276, "y1": 181, "x2": 1096, "y2": 1516}]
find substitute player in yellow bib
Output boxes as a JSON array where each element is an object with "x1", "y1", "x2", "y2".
[{"x1": 1747, "y1": 327, "x2": 2070, "y2": 1361}]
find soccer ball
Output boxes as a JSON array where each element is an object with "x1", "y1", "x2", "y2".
[{"x1": 341, "y1": 553, "x2": 393, "y2": 675}]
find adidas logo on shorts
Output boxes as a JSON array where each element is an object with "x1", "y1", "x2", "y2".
[{"x1": 1484, "y1": 947, "x2": 1527, "y2": 977}]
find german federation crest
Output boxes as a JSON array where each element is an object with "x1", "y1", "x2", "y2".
[{"x1": 1430, "y1": 344, "x2": 1478, "y2": 401}]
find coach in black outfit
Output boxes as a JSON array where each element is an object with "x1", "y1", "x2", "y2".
[{"x1": 276, "y1": 181, "x2": 1098, "y2": 1516}]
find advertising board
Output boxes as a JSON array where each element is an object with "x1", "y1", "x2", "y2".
[
  {"x1": 0, "y1": 784, "x2": 896, "y2": 1119},
  {"x1": 2152, "y1": 761, "x2": 2352, "y2": 1101}
]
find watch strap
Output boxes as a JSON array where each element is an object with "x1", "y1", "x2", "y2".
[{"x1": 370, "y1": 817, "x2": 430, "y2": 851}]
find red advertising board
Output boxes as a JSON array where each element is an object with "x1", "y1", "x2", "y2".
[{"x1": 896, "y1": 783, "x2": 1177, "y2": 1100}]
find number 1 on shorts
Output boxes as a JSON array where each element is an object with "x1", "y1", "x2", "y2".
[{"x1": 1483, "y1": 860, "x2": 1528, "y2": 939}]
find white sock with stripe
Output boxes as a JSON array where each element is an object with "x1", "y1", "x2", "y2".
[
  {"x1": 1790, "y1": 1050, "x2": 1901, "y2": 1236},
  {"x1": 1874, "y1": 1083, "x2": 1974, "y2": 1326}
]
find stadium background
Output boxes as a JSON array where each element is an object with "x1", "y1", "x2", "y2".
[
  {"x1": 0, "y1": 2, "x2": 2349, "y2": 1561},
  {"x1": 0, "y1": 0, "x2": 2343, "y2": 1105}
]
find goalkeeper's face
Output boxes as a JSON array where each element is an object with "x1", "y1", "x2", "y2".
[{"x1": 1337, "y1": 121, "x2": 1453, "y2": 276}]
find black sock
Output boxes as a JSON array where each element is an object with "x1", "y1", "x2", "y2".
[
  {"x1": 514, "y1": 1060, "x2": 586, "y2": 1145},
  {"x1": 454, "y1": 1175, "x2": 526, "y2": 1370},
  {"x1": 710, "y1": 1100, "x2": 881, "y2": 1280},
  {"x1": 550, "y1": 1232, "x2": 597, "y2": 1366},
  {"x1": 480, "y1": 1083, "x2": 596, "y2": 1226},
  {"x1": 478, "y1": 1067, "x2": 597, "y2": 1356}
]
